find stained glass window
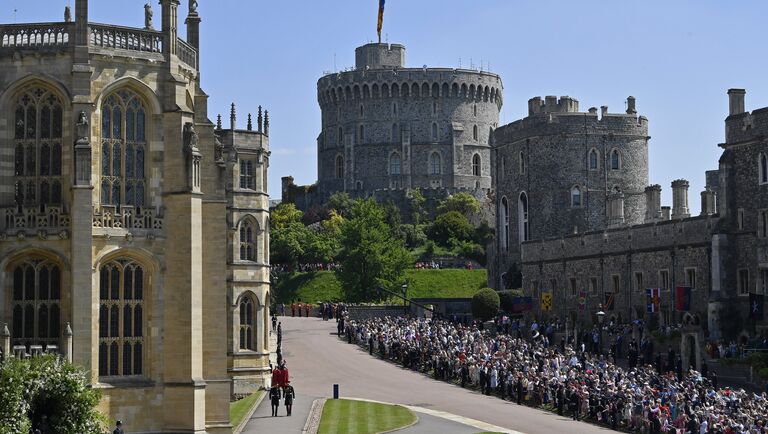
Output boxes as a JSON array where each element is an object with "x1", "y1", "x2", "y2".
[{"x1": 101, "y1": 91, "x2": 147, "y2": 207}]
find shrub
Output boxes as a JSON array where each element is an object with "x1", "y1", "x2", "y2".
[
  {"x1": 471, "y1": 288, "x2": 500, "y2": 321},
  {"x1": 498, "y1": 289, "x2": 524, "y2": 313},
  {"x1": 429, "y1": 211, "x2": 473, "y2": 246}
]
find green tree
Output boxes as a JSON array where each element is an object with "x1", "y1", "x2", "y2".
[
  {"x1": 327, "y1": 192, "x2": 354, "y2": 218},
  {"x1": 271, "y1": 222, "x2": 309, "y2": 266},
  {"x1": 271, "y1": 203, "x2": 303, "y2": 230},
  {"x1": 406, "y1": 189, "x2": 426, "y2": 226},
  {"x1": 335, "y1": 199, "x2": 412, "y2": 301},
  {"x1": 471, "y1": 288, "x2": 500, "y2": 321},
  {"x1": 429, "y1": 211, "x2": 474, "y2": 246},
  {"x1": 437, "y1": 192, "x2": 480, "y2": 217},
  {"x1": 0, "y1": 355, "x2": 105, "y2": 434}
]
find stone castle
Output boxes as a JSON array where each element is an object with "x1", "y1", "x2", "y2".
[
  {"x1": 283, "y1": 40, "x2": 767, "y2": 353},
  {"x1": 0, "y1": 1, "x2": 271, "y2": 432},
  {"x1": 282, "y1": 42, "x2": 502, "y2": 213}
]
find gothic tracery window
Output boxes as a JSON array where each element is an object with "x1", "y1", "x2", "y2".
[
  {"x1": 13, "y1": 87, "x2": 63, "y2": 208},
  {"x1": 429, "y1": 152, "x2": 441, "y2": 175},
  {"x1": 101, "y1": 90, "x2": 147, "y2": 207},
  {"x1": 611, "y1": 149, "x2": 621, "y2": 170},
  {"x1": 760, "y1": 152, "x2": 768, "y2": 184},
  {"x1": 240, "y1": 220, "x2": 257, "y2": 261},
  {"x1": 11, "y1": 259, "x2": 61, "y2": 351},
  {"x1": 589, "y1": 149, "x2": 599, "y2": 170},
  {"x1": 239, "y1": 296, "x2": 256, "y2": 351},
  {"x1": 390, "y1": 152, "x2": 401, "y2": 175},
  {"x1": 99, "y1": 260, "x2": 145, "y2": 377},
  {"x1": 472, "y1": 154, "x2": 481, "y2": 176}
]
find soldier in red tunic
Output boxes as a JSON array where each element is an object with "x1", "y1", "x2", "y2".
[
  {"x1": 305, "y1": 303, "x2": 310, "y2": 317},
  {"x1": 298, "y1": 302, "x2": 303, "y2": 318},
  {"x1": 291, "y1": 302, "x2": 296, "y2": 317}
]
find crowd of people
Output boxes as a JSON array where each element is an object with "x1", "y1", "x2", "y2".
[{"x1": 342, "y1": 316, "x2": 768, "y2": 433}]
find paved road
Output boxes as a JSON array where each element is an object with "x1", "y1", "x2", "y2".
[{"x1": 262, "y1": 316, "x2": 612, "y2": 434}]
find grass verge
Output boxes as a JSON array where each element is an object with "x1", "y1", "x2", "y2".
[
  {"x1": 230, "y1": 391, "x2": 262, "y2": 429},
  {"x1": 318, "y1": 399, "x2": 416, "y2": 434}
]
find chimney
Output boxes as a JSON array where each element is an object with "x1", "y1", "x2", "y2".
[
  {"x1": 701, "y1": 187, "x2": 717, "y2": 216},
  {"x1": 588, "y1": 107, "x2": 598, "y2": 115},
  {"x1": 671, "y1": 179, "x2": 690, "y2": 219},
  {"x1": 545, "y1": 96, "x2": 557, "y2": 112},
  {"x1": 644, "y1": 184, "x2": 662, "y2": 222},
  {"x1": 626, "y1": 96, "x2": 637, "y2": 114},
  {"x1": 601, "y1": 106, "x2": 609, "y2": 117},
  {"x1": 661, "y1": 206, "x2": 671, "y2": 221},
  {"x1": 727, "y1": 89, "x2": 746, "y2": 116}
]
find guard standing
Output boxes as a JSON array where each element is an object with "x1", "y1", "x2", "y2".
[
  {"x1": 284, "y1": 382, "x2": 296, "y2": 416},
  {"x1": 269, "y1": 387, "x2": 281, "y2": 417}
]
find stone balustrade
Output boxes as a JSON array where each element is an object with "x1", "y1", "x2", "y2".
[
  {"x1": 2, "y1": 206, "x2": 71, "y2": 234},
  {"x1": 176, "y1": 37, "x2": 197, "y2": 68},
  {"x1": 89, "y1": 23, "x2": 163, "y2": 54},
  {"x1": 92, "y1": 205, "x2": 163, "y2": 232},
  {"x1": 0, "y1": 22, "x2": 72, "y2": 50}
]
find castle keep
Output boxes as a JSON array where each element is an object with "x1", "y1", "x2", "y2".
[
  {"x1": 0, "y1": 1, "x2": 271, "y2": 432},
  {"x1": 283, "y1": 42, "x2": 502, "y2": 212}
]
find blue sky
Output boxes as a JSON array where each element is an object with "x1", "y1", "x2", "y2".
[{"x1": 9, "y1": 1, "x2": 768, "y2": 206}]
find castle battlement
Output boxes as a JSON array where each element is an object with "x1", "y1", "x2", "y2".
[{"x1": 724, "y1": 89, "x2": 768, "y2": 146}]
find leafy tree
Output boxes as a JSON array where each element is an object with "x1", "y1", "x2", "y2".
[
  {"x1": 437, "y1": 192, "x2": 480, "y2": 217},
  {"x1": 271, "y1": 203, "x2": 303, "y2": 230},
  {"x1": 271, "y1": 222, "x2": 309, "y2": 266},
  {"x1": 0, "y1": 355, "x2": 106, "y2": 434},
  {"x1": 429, "y1": 211, "x2": 474, "y2": 246},
  {"x1": 406, "y1": 189, "x2": 426, "y2": 226},
  {"x1": 302, "y1": 205, "x2": 330, "y2": 225},
  {"x1": 304, "y1": 228, "x2": 338, "y2": 264},
  {"x1": 335, "y1": 199, "x2": 412, "y2": 301},
  {"x1": 382, "y1": 200, "x2": 402, "y2": 232},
  {"x1": 327, "y1": 192, "x2": 354, "y2": 218},
  {"x1": 321, "y1": 209, "x2": 344, "y2": 236},
  {"x1": 472, "y1": 288, "x2": 500, "y2": 321}
]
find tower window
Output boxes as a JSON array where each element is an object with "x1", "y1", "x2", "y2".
[
  {"x1": 239, "y1": 160, "x2": 254, "y2": 189},
  {"x1": 518, "y1": 192, "x2": 529, "y2": 242},
  {"x1": 519, "y1": 152, "x2": 526, "y2": 174},
  {"x1": 760, "y1": 153, "x2": 768, "y2": 184},
  {"x1": 432, "y1": 123, "x2": 438, "y2": 141},
  {"x1": 389, "y1": 152, "x2": 401, "y2": 175},
  {"x1": 472, "y1": 154, "x2": 481, "y2": 176},
  {"x1": 335, "y1": 155, "x2": 344, "y2": 179},
  {"x1": 338, "y1": 127, "x2": 343, "y2": 145},
  {"x1": 588, "y1": 149, "x2": 599, "y2": 170},
  {"x1": 239, "y1": 296, "x2": 256, "y2": 351},
  {"x1": 610, "y1": 149, "x2": 621, "y2": 170},
  {"x1": 571, "y1": 186, "x2": 582, "y2": 207},
  {"x1": 473, "y1": 125, "x2": 478, "y2": 141},
  {"x1": 500, "y1": 196, "x2": 509, "y2": 252},
  {"x1": 239, "y1": 220, "x2": 257, "y2": 261},
  {"x1": 429, "y1": 152, "x2": 441, "y2": 175},
  {"x1": 392, "y1": 123, "x2": 400, "y2": 142}
]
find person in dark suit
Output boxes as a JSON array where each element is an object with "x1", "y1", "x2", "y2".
[
  {"x1": 516, "y1": 375, "x2": 524, "y2": 405},
  {"x1": 113, "y1": 420, "x2": 124, "y2": 434},
  {"x1": 284, "y1": 382, "x2": 296, "y2": 416},
  {"x1": 570, "y1": 388, "x2": 581, "y2": 421},
  {"x1": 556, "y1": 384, "x2": 564, "y2": 416},
  {"x1": 270, "y1": 386, "x2": 281, "y2": 417}
]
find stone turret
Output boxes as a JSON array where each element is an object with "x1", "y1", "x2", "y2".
[
  {"x1": 727, "y1": 88, "x2": 746, "y2": 116},
  {"x1": 701, "y1": 187, "x2": 717, "y2": 216},
  {"x1": 644, "y1": 184, "x2": 662, "y2": 222},
  {"x1": 671, "y1": 179, "x2": 690, "y2": 219},
  {"x1": 355, "y1": 43, "x2": 405, "y2": 70}
]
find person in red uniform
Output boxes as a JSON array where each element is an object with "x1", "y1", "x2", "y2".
[
  {"x1": 305, "y1": 303, "x2": 310, "y2": 317},
  {"x1": 271, "y1": 365, "x2": 283, "y2": 388},
  {"x1": 291, "y1": 302, "x2": 296, "y2": 317}
]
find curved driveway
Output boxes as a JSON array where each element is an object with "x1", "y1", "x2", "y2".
[{"x1": 276, "y1": 316, "x2": 612, "y2": 434}]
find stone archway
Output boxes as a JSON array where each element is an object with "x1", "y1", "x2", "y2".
[{"x1": 680, "y1": 332, "x2": 701, "y2": 372}]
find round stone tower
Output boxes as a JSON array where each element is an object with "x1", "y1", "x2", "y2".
[{"x1": 316, "y1": 43, "x2": 503, "y2": 200}]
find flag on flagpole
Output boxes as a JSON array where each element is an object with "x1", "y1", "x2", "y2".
[
  {"x1": 578, "y1": 291, "x2": 586, "y2": 311},
  {"x1": 604, "y1": 292, "x2": 615, "y2": 311},
  {"x1": 675, "y1": 286, "x2": 692, "y2": 311},
  {"x1": 646, "y1": 288, "x2": 661, "y2": 313},
  {"x1": 541, "y1": 292, "x2": 552, "y2": 311},
  {"x1": 377, "y1": 0, "x2": 386, "y2": 43},
  {"x1": 750, "y1": 293, "x2": 765, "y2": 320}
]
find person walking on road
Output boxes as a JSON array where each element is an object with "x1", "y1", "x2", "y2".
[
  {"x1": 269, "y1": 386, "x2": 281, "y2": 417},
  {"x1": 271, "y1": 314, "x2": 277, "y2": 334},
  {"x1": 284, "y1": 382, "x2": 296, "y2": 416}
]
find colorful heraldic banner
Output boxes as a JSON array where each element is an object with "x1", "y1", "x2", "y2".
[
  {"x1": 377, "y1": 0, "x2": 385, "y2": 41},
  {"x1": 512, "y1": 296, "x2": 533, "y2": 313},
  {"x1": 675, "y1": 286, "x2": 692, "y2": 312},
  {"x1": 578, "y1": 291, "x2": 586, "y2": 311},
  {"x1": 604, "y1": 293, "x2": 615, "y2": 311},
  {"x1": 541, "y1": 292, "x2": 552, "y2": 311},
  {"x1": 750, "y1": 293, "x2": 765, "y2": 321},
  {"x1": 646, "y1": 288, "x2": 661, "y2": 313}
]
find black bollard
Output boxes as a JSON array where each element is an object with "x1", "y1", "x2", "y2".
[{"x1": 333, "y1": 384, "x2": 339, "y2": 399}]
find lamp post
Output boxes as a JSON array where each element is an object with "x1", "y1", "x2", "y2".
[
  {"x1": 401, "y1": 282, "x2": 408, "y2": 310},
  {"x1": 596, "y1": 306, "x2": 605, "y2": 355}
]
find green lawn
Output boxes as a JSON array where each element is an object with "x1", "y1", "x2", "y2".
[
  {"x1": 274, "y1": 269, "x2": 488, "y2": 304},
  {"x1": 318, "y1": 399, "x2": 417, "y2": 434},
  {"x1": 230, "y1": 391, "x2": 262, "y2": 428}
]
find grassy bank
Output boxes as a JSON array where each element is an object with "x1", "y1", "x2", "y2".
[
  {"x1": 318, "y1": 399, "x2": 416, "y2": 434},
  {"x1": 274, "y1": 269, "x2": 488, "y2": 304},
  {"x1": 230, "y1": 391, "x2": 262, "y2": 428}
]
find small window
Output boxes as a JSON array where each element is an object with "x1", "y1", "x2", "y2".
[
  {"x1": 738, "y1": 209, "x2": 745, "y2": 230},
  {"x1": 239, "y1": 221, "x2": 256, "y2": 261},
  {"x1": 239, "y1": 160, "x2": 254, "y2": 190},
  {"x1": 519, "y1": 152, "x2": 526, "y2": 174},
  {"x1": 389, "y1": 153, "x2": 401, "y2": 175},
  {"x1": 569, "y1": 278, "x2": 577, "y2": 297},
  {"x1": 612, "y1": 274, "x2": 621, "y2": 293},
  {"x1": 473, "y1": 104, "x2": 477, "y2": 117},
  {"x1": 433, "y1": 101, "x2": 437, "y2": 115},
  {"x1": 759, "y1": 210, "x2": 768, "y2": 238},
  {"x1": 571, "y1": 186, "x2": 582, "y2": 207},
  {"x1": 685, "y1": 268, "x2": 697, "y2": 289},
  {"x1": 338, "y1": 126, "x2": 343, "y2": 145},
  {"x1": 588, "y1": 149, "x2": 599, "y2": 170},
  {"x1": 760, "y1": 153, "x2": 768, "y2": 184},
  {"x1": 473, "y1": 125, "x2": 478, "y2": 141},
  {"x1": 392, "y1": 103, "x2": 398, "y2": 115},
  {"x1": 335, "y1": 155, "x2": 344, "y2": 179},
  {"x1": 738, "y1": 269, "x2": 750, "y2": 296},
  {"x1": 432, "y1": 123, "x2": 438, "y2": 141},
  {"x1": 472, "y1": 154, "x2": 481, "y2": 176},
  {"x1": 500, "y1": 197, "x2": 509, "y2": 252},
  {"x1": 358, "y1": 124, "x2": 365, "y2": 144},
  {"x1": 610, "y1": 149, "x2": 620, "y2": 170},
  {"x1": 359, "y1": 104, "x2": 364, "y2": 117},
  {"x1": 659, "y1": 270, "x2": 669, "y2": 291},
  {"x1": 760, "y1": 269, "x2": 768, "y2": 294},
  {"x1": 634, "y1": 272, "x2": 643, "y2": 292},
  {"x1": 589, "y1": 277, "x2": 598, "y2": 294},
  {"x1": 500, "y1": 156, "x2": 505, "y2": 180},
  {"x1": 429, "y1": 152, "x2": 441, "y2": 175},
  {"x1": 518, "y1": 192, "x2": 529, "y2": 242}
]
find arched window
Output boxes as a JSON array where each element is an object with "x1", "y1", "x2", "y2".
[
  {"x1": 240, "y1": 220, "x2": 257, "y2": 261},
  {"x1": 13, "y1": 86, "x2": 63, "y2": 208},
  {"x1": 472, "y1": 154, "x2": 481, "y2": 176},
  {"x1": 359, "y1": 104, "x2": 364, "y2": 117},
  {"x1": 239, "y1": 160, "x2": 254, "y2": 189},
  {"x1": 431, "y1": 123, "x2": 438, "y2": 141},
  {"x1": 429, "y1": 152, "x2": 441, "y2": 175},
  {"x1": 500, "y1": 197, "x2": 509, "y2": 252},
  {"x1": 473, "y1": 125, "x2": 478, "y2": 141},
  {"x1": 571, "y1": 186, "x2": 582, "y2": 207},
  {"x1": 391, "y1": 123, "x2": 399, "y2": 142},
  {"x1": 335, "y1": 155, "x2": 344, "y2": 179},
  {"x1": 101, "y1": 89, "x2": 147, "y2": 207},
  {"x1": 473, "y1": 104, "x2": 477, "y2": 117},
  {"x1": 239, "y1": 296, "x2": 256, "y2": 351},
  {"x1": 389, "y1": 152, "x2": 401, "y2": 175},
  {"x1": 760, "y1": 153, "x2": 768, "y2": 184},
  {"x1": 10, "y1": 259, "x2": 61, "y2": 351},
  {"x1": 432, "y1": 101, "x2": 437, "y2": 115},
  {"x1": 519, "y1": 192, "x2": 529, "y2": 242},
  {"x1": 337, "y1": 126, "x2": 343, "y2": 145},
  {"x1": 519, "y1": 151, "x2": 526, "y2": 174},
  {"x1": 589, "y1": 149, "x2": 599, "y2": 170},
  {"x1": 610, "y1": 149, "x2": 620, "y2": 170},
  {"x1": 99, "y1": 259, "x2": 145, "y2": 377}
]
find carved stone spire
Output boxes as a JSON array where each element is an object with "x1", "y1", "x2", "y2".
[
  {"x1": 230, "y1": 103, "x2": 236, "y2": 130},
  {"x1": 216, "y1": 114, "x2": 222, "y2": 130},
  {"x1": 264, "y1": 110, "x2": 269, "y2": 136},
  {"x1": 257, "y1": 106, "x2": 263, "y2": 133},
  {"x1": 247, "y1": 113, "x2": 253, "y2": 131}
]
